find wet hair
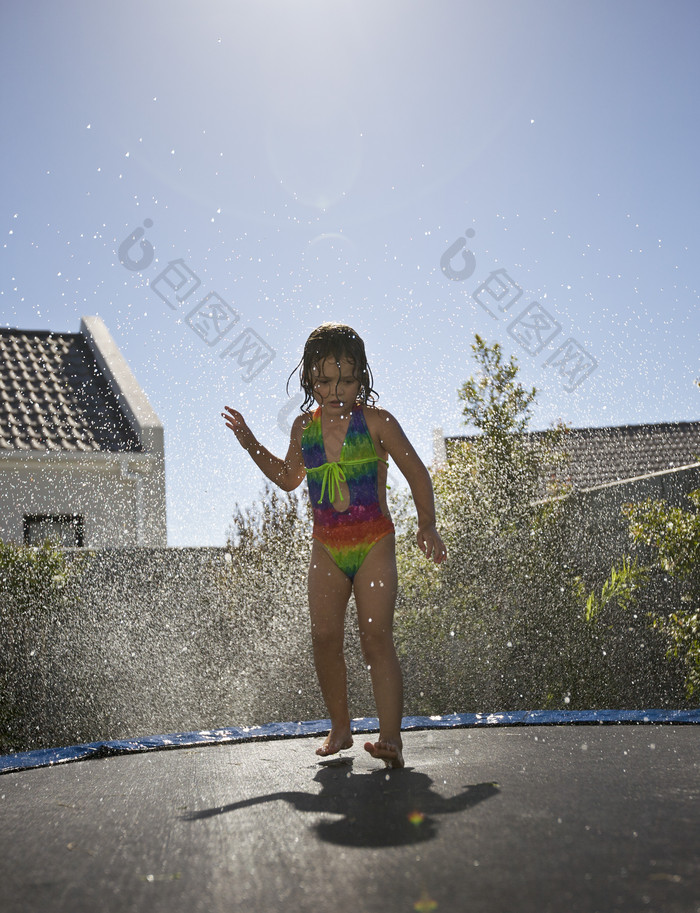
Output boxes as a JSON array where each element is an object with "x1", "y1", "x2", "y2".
[{"x1": 287, "y1": 322, "x2": 378, "y2": 412}]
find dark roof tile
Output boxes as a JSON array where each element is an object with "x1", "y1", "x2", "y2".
[
  {"x1": 446, "y1": 419, "x2": 700, "y2": 491},
  {"x1": 0, "y1": 329, "x2": 142, "y2": 453}
]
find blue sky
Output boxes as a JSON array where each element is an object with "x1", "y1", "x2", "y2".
[{"x1": 2, "y1": 0, "x2": 699, "y2": 545}]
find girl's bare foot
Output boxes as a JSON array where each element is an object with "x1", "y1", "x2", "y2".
[
  {"x1": 364, "y1": 739, "x2": 404, "y2": 768},
  {"x1": 316, "y1": 729, "x2": 353, "y2": 757}
]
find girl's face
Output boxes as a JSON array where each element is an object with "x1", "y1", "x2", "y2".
[{"x1": 310, "y1": 355, "x2": 361, "y2": 412}]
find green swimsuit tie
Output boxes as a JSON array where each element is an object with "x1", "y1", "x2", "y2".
[
  {"x1": 317, "y1": 460, "x2": 347, "y2": 505},
  {"x1": 308, "y1": 455, "x2": 390, "y2": 505}
]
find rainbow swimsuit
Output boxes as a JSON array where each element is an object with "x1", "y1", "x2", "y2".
[{"x1": 301, "y1": 404, "x2": 395, "y2": 580}]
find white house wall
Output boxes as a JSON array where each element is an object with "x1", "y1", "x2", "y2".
[{"x1": 0, "y1": 454, "x2": 166, "y2": 547}]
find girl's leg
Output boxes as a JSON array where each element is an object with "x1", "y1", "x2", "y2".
[
  {"x1": 308, "y1": 539, "x2": 354, "y2": 756},
  {"x1": 352, "y1": 534, "x2": 404, "y2": 767}
]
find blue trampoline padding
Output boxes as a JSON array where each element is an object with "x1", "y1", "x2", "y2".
[{"x1": 1, "y1": 709, "x2": 698, "y2": 775}]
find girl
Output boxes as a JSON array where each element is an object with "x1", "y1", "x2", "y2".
[{"x1": 222, "y1": 323, "x2": 446, "y2": 768}]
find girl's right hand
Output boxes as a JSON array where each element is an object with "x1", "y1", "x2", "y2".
[{"x1": 222, "y1": 406, "x2": 255, "y2": 449}]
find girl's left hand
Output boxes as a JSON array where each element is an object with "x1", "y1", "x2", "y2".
[{"x1": 417, "y1": 525, "x2": 447, "y2": 564}]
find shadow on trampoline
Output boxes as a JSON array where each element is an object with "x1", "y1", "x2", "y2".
[{"x1": 183, "y1": 756, "x2": 500, "y2": 847}]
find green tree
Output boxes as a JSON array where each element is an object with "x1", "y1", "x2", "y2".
[
  {"x1": 0, "y1": 539, "x2": 82, "y2": 750},
  {"x1": 586, "y1": 488, "x2": 700, "y2": 699},
  {"x1": 0, "y1": 538, "x2": 74, "y2": 615},
  {"x1": 395, "y1": 335, "x2": 589, "y2": 712},
  {"x1": 216, "y1": 483, "x2": 316, "y2": 722}
]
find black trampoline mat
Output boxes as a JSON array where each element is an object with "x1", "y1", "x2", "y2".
[{"x1": 2, "y1": 725, "x2": 698, "y2": 913}]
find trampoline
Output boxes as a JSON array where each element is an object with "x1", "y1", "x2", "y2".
[{"x1": 1, "y1": 711, "x2": 698, "y2": 912}]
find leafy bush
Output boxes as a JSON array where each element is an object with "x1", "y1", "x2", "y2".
[
  {"x1": 395, "y1": 336, "x2": 685, "y2": 711},
  {"x1": 0, "y1": 538, "x2": 74, "y2": 616},
  {"x1": 218, "y1": 483, "x2": 378, "y2": 723},
  {"x1": 0, "y1": 539, "x2": 82, "y2": 751},
  {"x1": 586, "y1": 489, "x2": 700, "y2": 699},
  {"x1": 394, "y1": 336, "x2": 598, "y2": 712}
]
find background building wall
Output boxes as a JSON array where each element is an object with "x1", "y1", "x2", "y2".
[{"x1": 0, "y1": 454, "x2": 165, "y2": 547}]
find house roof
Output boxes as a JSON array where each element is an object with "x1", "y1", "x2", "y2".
[
  {"x1": 0, "y1": 328, "x2": 142, "y2": 453},
  {"x1": 445, "y1": 419, "x2": 700, "y2": 491}
]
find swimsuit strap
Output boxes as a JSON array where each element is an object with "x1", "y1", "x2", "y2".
[{"x1": 303, "y1": 404, "x2": 389, "y2": 505}]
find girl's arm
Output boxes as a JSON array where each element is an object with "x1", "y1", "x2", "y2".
[
  {"x1": 222, "y1": 407, "x2": 307, "y2": 491},
  {"x1": 370, "y1": 409, "x2": 447, "y2": 563}
]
